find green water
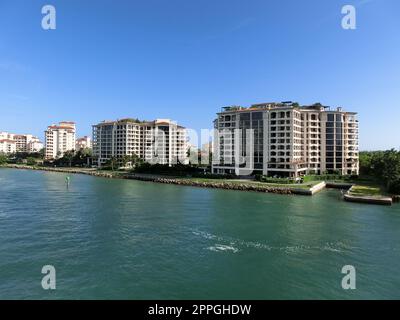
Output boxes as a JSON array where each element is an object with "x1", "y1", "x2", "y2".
[{"x1": 0, "y1": 168, "x2": 399, "y2": 299}]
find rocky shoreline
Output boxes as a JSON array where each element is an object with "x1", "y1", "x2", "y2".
[{"x1": 132, "y1": 174, "x2": 295, "y2": 195}]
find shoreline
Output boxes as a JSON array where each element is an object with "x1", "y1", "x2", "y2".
[{"x1": 1, "y1": 164, "x2": 315, "y2": 196}]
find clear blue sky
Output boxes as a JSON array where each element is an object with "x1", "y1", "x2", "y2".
[{"x1": 0, "y1": 0, "x2": 399, "y2": 150}]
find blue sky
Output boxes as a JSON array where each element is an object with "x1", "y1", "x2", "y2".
[{"x1": 0, "y1": 0, "x2": 399, "y2": 150}]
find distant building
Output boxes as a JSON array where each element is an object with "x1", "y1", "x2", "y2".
[
  {"x1": 28, "y1": 138, "x2": 44, "y2": 153},
  {"x1": 0, "y1": 133, "x2": 16, "y2": 154},
  {"x1": 76, "y1": 136, "x2": 92, "y2": 150},
  {"x1": 45, "y1": 121, "x2": 76, "y2": 159},
  {"x1": 0, "y1": 132, "x2": 43, "y2": 154},
  {"x1": 92, "y1": 118, "x2": 188, "y2": 167},
  {"x1": 14, "y1": 135, "x2": 43, "y2": 153},
  {"x1": 201, "y1": 141, "x2": 213, "y2": 160},
  {"x1": 212, "y1": 102, "x2": 359, "y2": 176}
]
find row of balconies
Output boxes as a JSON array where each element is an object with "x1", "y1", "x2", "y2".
[
  {"x1": 271, "y1": 120, "x2": 291, "y2": 125},
  {"x1": 270, "y1": 111, "x2": 292, "y2": 119},
  {"x1": 270, "y1": 126, "x2": 292, "y2": 131}
]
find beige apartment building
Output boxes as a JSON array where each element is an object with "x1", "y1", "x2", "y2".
[
  {"x1": 0, "y1": 132, "x2": 43, "y2": 154},
  {"x1": 14, "y1": 134, "x2": 43, "y2": 153},
  {"x1": 92, "y1": 118, "x2": 188, "y2": 167},
  {"x1": 75, "y1": 136, "x2": 92, "y2": 150},
  {"x1": 45, "y1": 122, "x2": 76, "y2": 159},
  {"x1": 212, "y1": 102, "x2": 359, "y2": 177}
]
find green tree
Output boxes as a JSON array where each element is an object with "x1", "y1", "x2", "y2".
[
  {"x1": 359, "y1": 151, "x2": 374, "y2": 175},
  {"x1": 121, "y1": 155, "x2": 131, "y2": 168},
  {"x1": 0, "y1": 153, "x2": 8, "y2": 165},
  {"x1": 26, "y1": 157, "x2": 37, "y2": 166},
  {"x1": 63, "y1": 150, "x2": 75, "y2": 167},
  {"x1": 360, "y1": 149, "x2": 400, "y2": 194},
  {"x1": 380, "y1": 149, "x2": 400, "y2": 190},
  {"x1": 72, "y1": 148, "x2": 92, "y2": 166},
  {"x1": 106, "y1": 156, "x2": 118, "y2": 171},
  {"x1": 130, "y1": 154, "x2": 142, "y2": 167}
]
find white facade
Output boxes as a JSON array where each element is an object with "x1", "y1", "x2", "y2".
[
  {"x1": 45, "y1": 122, "x2": 76, "y2": 159},
  {"x1": 92, "y1": 118, "x2": 188, "y2": 167},
  {"x1": 212, "y1": 102, "x2": 359, "y2": 177}
]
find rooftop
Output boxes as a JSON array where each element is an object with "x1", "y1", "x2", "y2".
[
  {"x1": 219, "y1": 102, "x2": 355, "y2": 114},
  {"x1": 94, "y1": 118, "x2": 185, "y2": 128}
]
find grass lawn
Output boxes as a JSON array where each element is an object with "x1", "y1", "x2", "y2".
[{"x1": 349, "y1": 185, "x2": 383, "y2": 197}]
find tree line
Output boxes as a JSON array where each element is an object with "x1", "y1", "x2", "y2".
[
  {"x1": 49, "y1": 148, "x2": 92, "y2": 167},
  {"x1": 0, "y1": 150, "x2": 44, "y2": 166},
  {"x1": 359, "y1": 149, "x2": 400, "y2": 194}
]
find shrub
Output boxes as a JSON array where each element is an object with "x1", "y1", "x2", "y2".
[
  {"x1": 26, "y1": 157, "x2": 37, "y2": 166},
  {"x1": 303, "y1": 174, "x2": 348, "y2": 182},
  {"x1": 134, "y1": 163, "x2": 200, "y2": 176},
  {"x1": 0, "y1": 153, "x2": 8, "y2": 165},
  {"x1": 191, "y1": 173, "x2": 235, "y2": 179}
]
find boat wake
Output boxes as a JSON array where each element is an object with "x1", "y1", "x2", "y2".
[{"x1": 191, "y1": 229, "x2": 353, "y2": 254}]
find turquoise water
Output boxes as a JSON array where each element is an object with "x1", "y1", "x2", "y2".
[{"x1": 0, "y1": 168, "x2": 399, "y2": 299}]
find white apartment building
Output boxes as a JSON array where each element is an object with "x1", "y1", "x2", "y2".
[
  {"x1": 0, "y1": 132, "x2": 43, "y2": 154},
  {"x1": 76, "y1": 136, "x2": 92, "y2": 150},
  {"x1": 212, "y1": 102, "x2": 359, "y2": 177},
  {"x1": 92, "y1": 118, "x2": 188, "y2": 167},
  {"x1": 45, "y1": 122, "x2": 76, "y2": 159}
]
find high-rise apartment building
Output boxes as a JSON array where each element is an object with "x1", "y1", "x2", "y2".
[
  {"x1": 92, "y1": 118, "x2": 188, "y2": 167},
  {"x1": 44, "y1": 121, "x2": 76, "y2": 159},
  {"x1": 212, "y1": 102, "x2": 359, "y2": 177}
]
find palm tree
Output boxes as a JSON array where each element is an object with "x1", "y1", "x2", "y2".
[
  {"x1": 63, "y1": 150, "x2": 75, "y2": 167},
  {"x1": 121, "y1": 155, "x2": 131, "y2": 168},
  {"x1": 108, "y1": 156, "x2": 118, "y2": 171}
]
